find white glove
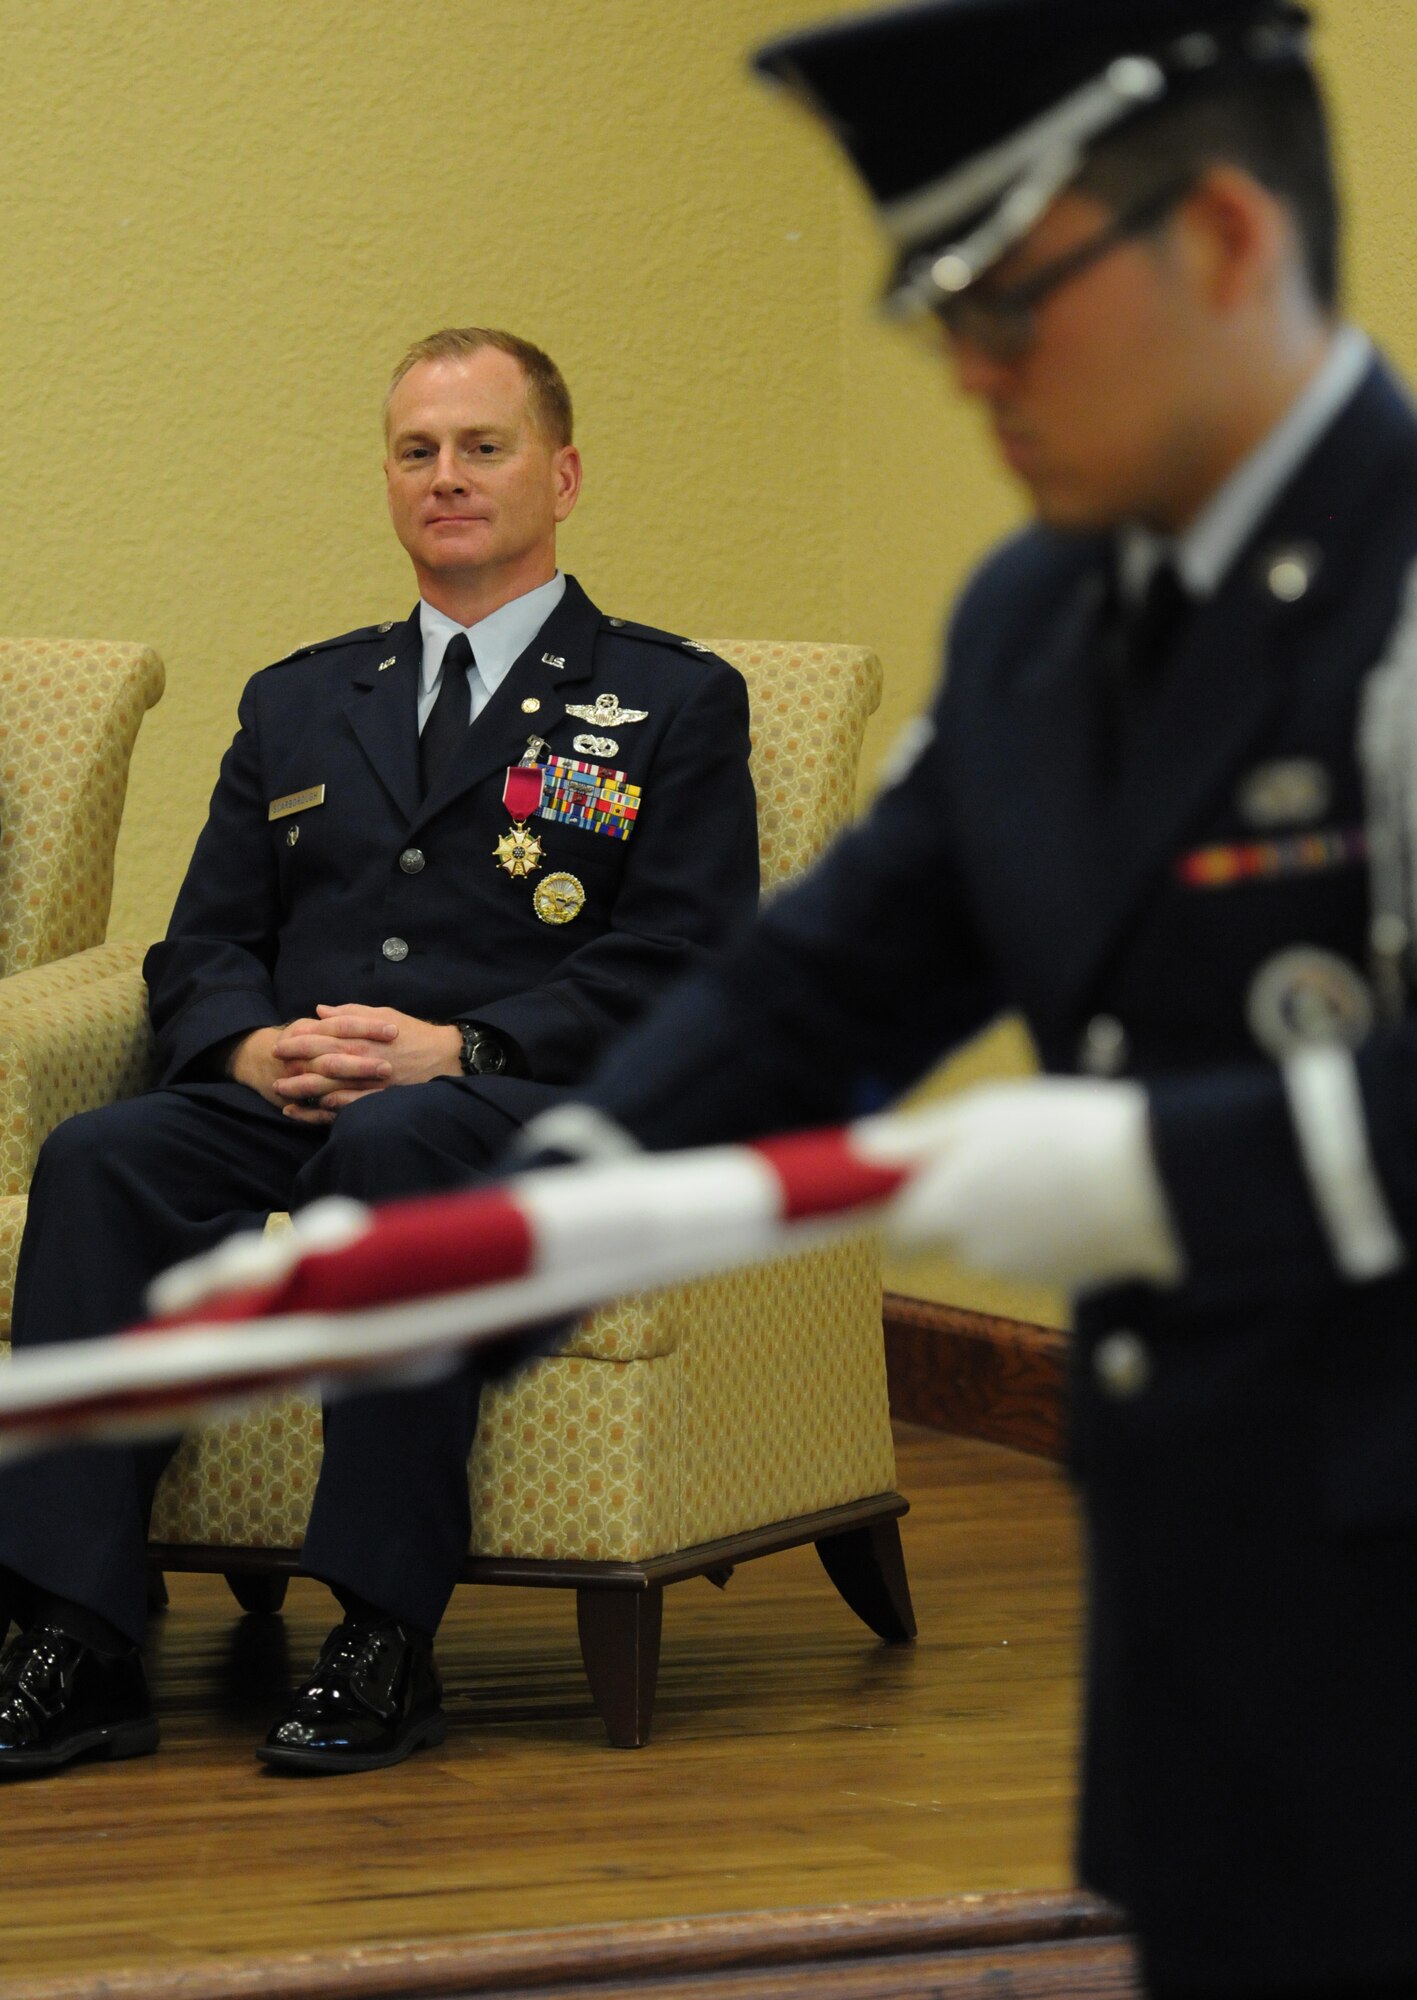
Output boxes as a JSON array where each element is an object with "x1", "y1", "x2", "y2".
[{"x1": 862, "y1": 1079, "x2": 1184, "y2": 1292}]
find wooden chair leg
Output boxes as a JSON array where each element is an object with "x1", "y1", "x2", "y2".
[
  {"x1": 223, "y1": 1571, "x2": 289, "y2": 1617},
  {"x1": 575, "y1": 1585, "x2": 664, "y2": 1748},
  {"x1": 815, "y1": 1517, "x2": 917, "y2": 1643}
]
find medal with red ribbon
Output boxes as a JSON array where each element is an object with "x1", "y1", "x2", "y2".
[{"x1": 494, "y1": 764, "x2": 545, "y2": 879}]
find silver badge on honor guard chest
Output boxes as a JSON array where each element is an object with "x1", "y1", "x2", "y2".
[
  {"x1": 1247, "y1": 946, "x2": 1375, "y2": 1059},
  {"x1": 1236, "y1": 759, "x2": 1332, "y2": 829}
]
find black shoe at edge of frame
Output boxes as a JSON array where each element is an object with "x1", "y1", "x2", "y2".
[{"x1": 0, "y1": 1624, "x2": 158, "y2": 1774}]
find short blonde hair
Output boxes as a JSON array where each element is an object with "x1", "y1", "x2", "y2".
[{"x1": 384, "y1": 327, "x2": 574, "y2": 446}]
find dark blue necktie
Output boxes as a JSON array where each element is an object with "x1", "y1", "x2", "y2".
[
  {"x1": 419, "y1": 632, "x2": 474, "y2": 797},
  {"x1": 1123, "y1": 561, "x2": 1191, "y2": 685},
  {"x1": 1103, "y1": 560, "x2": 1192, "y2": 774}
]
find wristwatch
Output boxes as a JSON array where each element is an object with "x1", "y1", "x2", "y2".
[{"x1": 457, "y1": 1023, "x2": 508, "y2": 1076}]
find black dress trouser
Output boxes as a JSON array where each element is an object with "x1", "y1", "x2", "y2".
[{"x1": 0, "y1": 1073, "x2": 562, "y2": 1646}]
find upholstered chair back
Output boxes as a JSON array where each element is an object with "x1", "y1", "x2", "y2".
[
  {"x1": 0, "y1": 640, "x2": 165, "y2": 979},
  {"x1": 0, "y1": 637, "x2": 164, "y2": 1328}
]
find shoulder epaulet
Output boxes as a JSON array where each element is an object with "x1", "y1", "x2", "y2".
[
  {"x1": 601, "y1": 615, "x2": 719, "y2": 659},
  {"x1": 267, "y1": 619, "x2": 400, "y2": 668}
]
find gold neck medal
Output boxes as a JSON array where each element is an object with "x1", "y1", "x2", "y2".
[{"x1": 495, "y1": 763, "x2": 545, "y2": 878}]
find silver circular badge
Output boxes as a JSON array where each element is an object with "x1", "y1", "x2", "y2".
[
  {"x1": 1246, "y1": 947, "x2": 1374, "y2": 1059},
  {"x1": 1235, "y1": 758, "x2": 1331, "y2": 830}
]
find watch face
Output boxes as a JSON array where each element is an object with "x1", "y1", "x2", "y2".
[{"x1": 463, "y1": 1027, "x2": 505, "y2": 1075}]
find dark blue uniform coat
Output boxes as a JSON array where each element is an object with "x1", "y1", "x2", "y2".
[
  {"x1": 583, "y1": 360, "x2": 1417, "y2": 1991},
  {"x1": 147, "y1": 572, "x2": 757, "y2": 1084},
  {"x1": 0, "y1": 575, "x2": 756, "y2": 1644}
]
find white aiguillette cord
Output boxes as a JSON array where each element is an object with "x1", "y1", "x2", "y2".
[{"x1": 1358, "y1": 558, "x2": 1417, "y2": 1022}]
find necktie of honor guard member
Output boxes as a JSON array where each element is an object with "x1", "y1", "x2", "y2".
[
  {"x1": 419, "y1": 631, "x2": 474, "y2": 797},
  {"x1": 1125, "y1": 559, "x2": 1192, "y2": 682},
  {"x1": 1105, "y1": 559, "x2": 1193, "y2": 772}
]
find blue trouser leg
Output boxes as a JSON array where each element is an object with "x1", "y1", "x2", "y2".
[
  {"x1": 0, "y1": 1083, "x2": 321, "y2": 1644},
  {"x1": 292, "y1": 1074, "x2": 562, "y2": 1635}
]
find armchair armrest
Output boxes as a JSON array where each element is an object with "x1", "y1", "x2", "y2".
[{"x1": 0, "y1": 943, "x2": 154, "y2": 1193}]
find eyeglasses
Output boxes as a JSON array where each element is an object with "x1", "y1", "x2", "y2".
[{"x1": 930, "y1": 180, "x2": 1194, "y2": 363}]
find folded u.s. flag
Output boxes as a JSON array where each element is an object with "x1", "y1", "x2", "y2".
[{"x1": 0, "y1": 1110, "x2": 956, "y2": 1457}]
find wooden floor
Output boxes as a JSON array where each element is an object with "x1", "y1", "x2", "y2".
[{"x1": 0, "y1": 1427, "x2": 1091, "y2": 1994}]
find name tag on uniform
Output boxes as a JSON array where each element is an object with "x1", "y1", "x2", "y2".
[
  {"x1": 537, "y1": 755, "x2": 641, "y2": 841},
  {"x1": 268, "y1": 785, "x2": 326, "y2": 821}
]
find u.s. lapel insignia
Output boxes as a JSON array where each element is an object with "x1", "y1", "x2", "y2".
[
  {"x1": 566, "y1": 691, "x2": 648, "y2": 729},
  {"x1": 542, "y1": 652, "x2": 566, "y2": 669},
  {"x1": 1237, "y1": 759, "x2": 1331, "y2": 829},
  {"x1": 574, "y1": 733, "x2": 619, "y2": 758},
  {"x1": 377, "y1": 656, "x2": 396, "y2": 671}
]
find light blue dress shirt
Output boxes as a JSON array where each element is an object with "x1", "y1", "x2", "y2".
[{"x1": 416, "y1": 572, "x2": 567, "y2": 730}]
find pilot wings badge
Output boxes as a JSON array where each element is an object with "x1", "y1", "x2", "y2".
[{"x1": 565, "y1": 691, "x2": 648, "y2": 729}]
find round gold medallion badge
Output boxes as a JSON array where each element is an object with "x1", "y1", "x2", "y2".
[{"x1": 533, "y1": 872, "x2": 586, "y2": 925}]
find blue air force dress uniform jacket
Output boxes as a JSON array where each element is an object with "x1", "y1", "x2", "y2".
[
  {"x1": 580, "y1": 356, "x2": 1417, "y2": 1989},
  {"x1": 0, "y1": 574, "x2": 756, "y2": 1648},
  {"x1": 146, "y1": 573, "x2": 757, "y2": 1086}
]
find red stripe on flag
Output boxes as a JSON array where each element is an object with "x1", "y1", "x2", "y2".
[
  {"x1": 752, "y1": 1128, "x2": 909, "y2": 1222},
  {"x1": 276, "y1": 1186, "x2": 536, "y2": 1315},
  {"x1": 152, "y1": 1186, "x2": 536, "y2": 1329}
]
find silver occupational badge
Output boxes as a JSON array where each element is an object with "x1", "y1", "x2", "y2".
[
  {"x1": 574, "y1": 733, "x2": 619, "y2": 758},
  {"x1": 566, "y1": 692, "x2": 648, "y2": 729},
  {"x1": 1246, "y1": 947, "x2": 1374, "y2": 1059},
  {"x1": 1236, "y1": 759, "x2": 1332, "y2": 829}
]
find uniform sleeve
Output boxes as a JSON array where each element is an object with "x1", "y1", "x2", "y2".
[
  {"x1": 577, "y1": 691, "x2": 1004, "y2": 1149},
  {"x1": 143, "y1": 678, "x2": 285, "y2": 1084},
  {"x1": 470, "y1": 664, "x2": 760, "y2": 1083}
]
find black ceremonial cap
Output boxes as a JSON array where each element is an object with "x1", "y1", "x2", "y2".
[{"x1": 753, "y1": 0, "x2": 1313, "y2": 315}]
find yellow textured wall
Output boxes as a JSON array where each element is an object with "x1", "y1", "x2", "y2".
[
  {"x1": 0, "y1": 0, "x2": 857, "y2": 936},
  {"x1": 0, "y1": 2, "x2": 1412, "y2": 1321}
]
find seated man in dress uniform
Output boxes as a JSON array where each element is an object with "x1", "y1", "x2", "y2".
[
  {"x1": 524, "y1": 5, "x2": 1417, "y2": 1997},
  {"x1": 0, "y1": 326, "x2": 758, "y2": 1777}
]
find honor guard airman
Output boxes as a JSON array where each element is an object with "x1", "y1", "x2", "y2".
[{"x1": 528, "y1": 5, "x2": 1417, "y2": 1993}]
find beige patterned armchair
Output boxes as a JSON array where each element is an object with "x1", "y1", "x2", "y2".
[
  {"x1": 2, "y1": 639, "x2": 914, "y2": 1746},
  {"x1": 0, "y1": 639, "x2": 165, "y2": 1324}
]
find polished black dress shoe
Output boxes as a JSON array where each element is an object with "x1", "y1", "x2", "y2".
[
  {"x1": 0, "y1": 1625, "x2": 158, "y2": 1774},
  {"x1": 258, "y1": 1617, "x2": 445, "y2": 1774}
]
